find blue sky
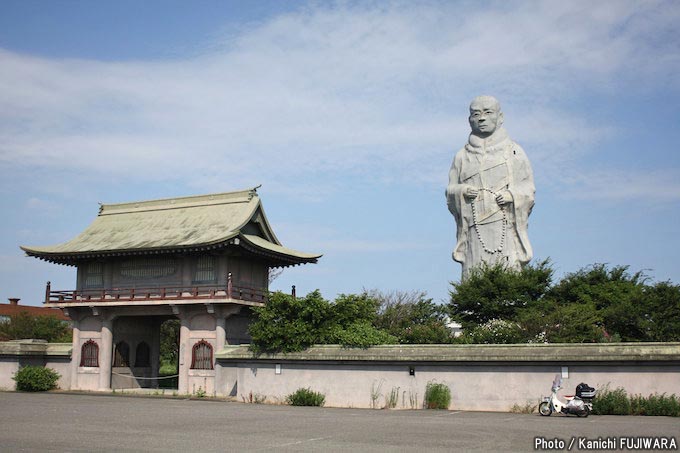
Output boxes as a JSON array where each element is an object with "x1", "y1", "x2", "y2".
[{"x1": 1, "y1": 0, "x2": 679, "y2": 306}]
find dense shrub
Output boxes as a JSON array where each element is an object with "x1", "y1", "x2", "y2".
[
  {"x1": 249, "y1": 291, "x2": 332, "y2": 353},
  {"x1": 424, "y1": 382, "x2": 451, "y2": 409},
  {"x1": 330, "y1": 322, "x2": 397, "y2": 348},
  {"x1": 593, "y1": 386, "x2": 680, "y2": 417},
  {"x1": 592, "y1": 386, "x2": 632, "y2": 415},
  {"x1": 286, "y1": 388, "x2": 326, "y2": 406},
  {"x1": 13, "y1": 366, "x2": 60, "y2": 392},
  {"x1": 630, "y1": 393, "x2": 680, "y2": 417},
  {"x1": 249, "y1": 291, "x2": 398, "y2": 353}
]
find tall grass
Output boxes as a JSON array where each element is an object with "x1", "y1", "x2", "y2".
[
  {"x1": 630, "y1": 393, "x2": 680, "y2": 417},
  {"x1": 384, "y1": 387, "x2": 400, "y2": 409},
  {"x1": 424, "y1": 382, "x2": 451, "y2": 409},
  {"x1": 593, "y1": 385, "x2": 680, "y2": 417},
  {"x1": 592, "y1": 385, "x2": 630, "y2": 415}
]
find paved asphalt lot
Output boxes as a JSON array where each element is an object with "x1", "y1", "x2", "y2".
[{"x1": 0, "y1": 392, "x2": 678, "y2": 452}]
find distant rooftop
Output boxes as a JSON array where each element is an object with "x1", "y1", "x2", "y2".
[
  {"x1": 21, "y1": 187, "x2": 321, "y2": 267},
  {"x1": 0, "y1": 298, "x2": 70, "y2": 321}
]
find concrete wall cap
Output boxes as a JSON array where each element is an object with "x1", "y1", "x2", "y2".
[
  {"x1": 0, "y1": 341, "x2": 71, "y2": 357},
  {"x1": 215, "y1": 343, "x2": 680, "y2": 363}
]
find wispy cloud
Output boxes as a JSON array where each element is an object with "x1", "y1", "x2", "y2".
[
  {"x1": 561, "y1": 169, "x2": 680, "y2": 202},
  {"x1": 0, "y1": 1, "x2": 678, "y2": 199}
]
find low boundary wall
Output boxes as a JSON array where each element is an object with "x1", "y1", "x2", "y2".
[
  {"x1": 2, "y1": 341, "x2": 678, "y2": 412},
  {"x1": 216, "y1": 343, "x2": 680, "y2": 411},
  {"x1": 0, "y1": 340, "x2": 71, "y2": 391}
]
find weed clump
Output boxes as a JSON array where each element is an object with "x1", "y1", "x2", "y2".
[
  {"x1": 592, "y1": 386, "x2": 631, "y2": 415},
  {"x1": 510, "y1": 402, "x2": 537, "y2": 414},
  {"x1": 286, "y1": 388, "x2": 326, "y2": 407},
  {"x1": 424, "y1": 382, "x2": 451, "y2": 409},
  {"x1": 593, "y1": 385, "x2": 680, "y2": 417}
]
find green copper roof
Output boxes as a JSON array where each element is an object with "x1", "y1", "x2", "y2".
[{"x1": 21, "y1": 187, "x2": 321, "y2": 266}]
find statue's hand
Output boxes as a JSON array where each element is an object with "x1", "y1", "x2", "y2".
[
  {"x1": 463, "y1": 186, "x2": 479, "y2": 201},
  {"x1": 496, "y1": 190, "x2": 513, "y2": 205}
]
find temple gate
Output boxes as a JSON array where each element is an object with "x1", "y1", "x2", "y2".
[{"x1": 21, "y1": 187, "x2": 320, "y2": 394}]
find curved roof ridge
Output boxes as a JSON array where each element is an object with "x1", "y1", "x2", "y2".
[
  {"x1": 20, "y1": 186, "x2": 321, "y2": 267},
  {"x1": 100, "y1": 187, "x2": 259, "y2": 215}
]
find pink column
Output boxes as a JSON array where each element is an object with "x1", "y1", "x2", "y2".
[{"x1": 98, "y1": 317, "x2": 113, "y2": 391}]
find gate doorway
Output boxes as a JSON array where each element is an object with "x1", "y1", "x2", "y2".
[
  {"x1": 159, "y1": 318, "x2": 180, "y2": 389},
  {"x1": 110, "y1": 316, "x2": 180, "y2": 390}
]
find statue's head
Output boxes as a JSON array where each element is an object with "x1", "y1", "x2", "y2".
[{"x1": 469, "y1": 95, "x2": 503, "y2": 138}]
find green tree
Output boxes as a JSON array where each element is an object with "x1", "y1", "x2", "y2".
[
  {"x1": 159, "y1": 318, "x2": 180, "y2": 373},
  {"x1": 249, "y1": 290, "x2": 332, "y2": 353},
  {"x1": 639, "y1": 281, "x2": 680, "y2": 341},
  {"x1": 398, "y1": 322, "x2": 455, "y2": 344},
  {"x1": 331, "y1": 293, "x2": 380, "y2": 327},
  {"x1": 544, "y1": 301, "x2": 604, "y2": 343},
  {"x1": 462, "y1": 319, "x2": 527, "y2": 344},
  {"x1": 546, "y1": 264, "x2": 646, "y2": 341},
  {"x1": 372, "y1": 290, "x2": 455, "y2": 344},
  {"x1": 449, "y1": 260, "x2": 553, "y2": 329},
  {"x1": 330, "y1": 321, "x2": 397, "y2": 348},
  {"x1": 0, "y1": 313, "x2": 71, "y2": 343},
  {"x1": 325, "y1": 293, "x2": 395, "y2": 347},
  {"x1": 451, "y1": 261, "x2": 680, "y2": 344},
  {"x1": 249, "y1": 290, "x2": 395, "y2": 353}
]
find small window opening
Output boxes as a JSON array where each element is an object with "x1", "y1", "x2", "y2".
[
  {"x1": 194, "y1": 256, "x2": 216, "y2": 283},
  {"x1": 191, "y1": 340, "x2": 213, "y2": 370},
  {"x1": 85, "y1": 262, "x2": 103, "y2": 288},
  {"x1": 80, "y1": 340, "x2": 99, "y2": 367}
]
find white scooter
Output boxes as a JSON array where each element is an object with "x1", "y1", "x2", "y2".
[{"x1": 539, "y1": 375, "x2": 594, "y2": 417}]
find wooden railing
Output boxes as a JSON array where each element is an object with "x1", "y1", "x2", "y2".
[{"x1": 44, "y1": 275, "x2": 267, "y2": 304}]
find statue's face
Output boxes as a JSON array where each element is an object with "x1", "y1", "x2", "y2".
[{"x1": 469, "y1": 98, "x2": 502, "y2": 137}]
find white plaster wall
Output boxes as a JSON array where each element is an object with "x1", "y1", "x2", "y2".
[
  {"x1": 0, "y1": 360, "x2": 19, "y2": 390},
  {"x1": 215, "y1": 363, "x2": 238, "y2": 397},
  {"x1": 75, "y1": 368, "x2": 99, "y2": 390},
  {"x1": 227, "y1": 362, "x2": 680, "y2": 411},
  {"x1": 187, "y1": 370, "x2": 216, "y2": 396},
  {"x1": 0, "y1": 357, "x2": 70, "y2": 391},
  {"x1": 46, "y1": 359, "x2": 72, "y2": 390}
]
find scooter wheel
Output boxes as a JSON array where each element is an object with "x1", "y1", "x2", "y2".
[
  {"x1": 539, "y1": 402, "x2": 552, "y2": 416},
  {"x1": 577, "y1": 406, "x2": 590, "y2": 418}
]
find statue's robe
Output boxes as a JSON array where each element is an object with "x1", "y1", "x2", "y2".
[{"x1": 446, "y1": 127, "x2": 535, "y2": 278}]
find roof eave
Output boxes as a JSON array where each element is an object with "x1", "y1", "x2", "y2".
[
  {"x1": 22, "y1": 235, "x2": 322, "y2": 268},
  {"x1": 237, "y1": 235, "x2": 321, "y2": 268},
  {"x1": 21, "y1": 237, "x2": 239, "y2": 266}
]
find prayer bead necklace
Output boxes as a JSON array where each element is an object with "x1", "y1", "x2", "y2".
[{"x1": 471, "y1": 188, "x2": 506, "y2": 254}]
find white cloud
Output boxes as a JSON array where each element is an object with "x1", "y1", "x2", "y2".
[
  {"x1": 25, "y1": 197, "x2": 53, "y2": 210},
  {"x1": 560, "y1": 168, "x2": 680, "y2": 202},
  {"x1": 0, "y1": 1, "x2": 678, "y2": 199}
]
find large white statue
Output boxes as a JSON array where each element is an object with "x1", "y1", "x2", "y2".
[{"x1": 446, "y1": 96, "x2": 535, "y2": 278}]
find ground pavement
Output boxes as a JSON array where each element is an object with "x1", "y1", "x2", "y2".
[{"x1": 0, "y1": 392, "x2": 678, "y2": 452}]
